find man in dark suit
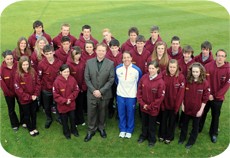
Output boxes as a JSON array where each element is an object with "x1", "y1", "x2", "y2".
[{"x1": 84, "y1": 43, "x2": 114, "y2": 142}]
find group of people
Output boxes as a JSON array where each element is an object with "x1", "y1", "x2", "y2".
[{"x1": 0, "y1": 20, "x2": 229, "y2": 149}]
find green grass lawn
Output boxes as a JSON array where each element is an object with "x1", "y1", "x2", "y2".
[{"x1": 0, "y1": 0, "x2": 229, "y2": 157}]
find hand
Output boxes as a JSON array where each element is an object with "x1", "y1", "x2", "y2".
[
  {"x1": 93, "y1": 90, "x2": 102, "y2": 98},
  {"x1": 196, "y1": 109, "x2": 203, "y2": 117},
  {"x1": 32, "y1": 95, "x2": 37, "y2": 101},
  {"x1": 209, "y1": 95, "x2": 214, "y2": 101},
  {"x1": 181, "y1": 103, "x2": 184, "y2": 112},
  {"x1": 143, "y1": 104, "x2": 148, "y2": 110},
  {"x1": 66, "y1": 99, "x2": 71, "y2": 105}
]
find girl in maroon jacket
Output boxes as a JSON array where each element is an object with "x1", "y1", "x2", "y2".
[
  {"x1": 53, "y1": 64, "x2": 80, "y2": 139},
  {"x1": 159, "y1": 59, "x2": 185, "y2": 144},
  {"x1": 137, "y1": 60, "x2": 165, "y2": 147},
  {"x1": 178, "y1": 62, "x2": 210, "y2": 149},
  {"x1": 66, "y1": 46, "x2": 87, "y2": 126},
  {"x1": 0, "y1": 50, "x2": 24, "y2": 130},
  {"x1": 81, "y1": 40, "x2": 96, "y2": 62},
  {"x1": 14, "y1": 56, "x2": 41, "y2": 136},
  {"x1": 12, "y1": 37, "x2": 32, "y2": 61}
]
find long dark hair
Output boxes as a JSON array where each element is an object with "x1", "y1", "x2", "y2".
[{"x1": 187, "y1": 62, "x2": 206, "y2": 84}]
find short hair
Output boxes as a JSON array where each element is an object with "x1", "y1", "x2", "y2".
[
  {"x1": 136, "y1": 35, "x2": 146, "y2": 43},
  {"x1": 96, "y1": 43, "x2": 107, "y2": 49},
  {"x1": 187, "y1": 62, "x2": 206, "y2": 83},
  {"x1": 171, "y1": 36, "x2": 180, "y2": 43},
  {"x1": 43, "y1": 44, "x2": 54, "y2": 53},
  {"x1": 61, "y1": 23, "x2": 70, "y2": 29},
  {"x1": 82, "y1": 25, "x2": 91, "y2": 31},
  {"x1": 148, "y1": 60, "x2": 160, "y2": 74},
  {"x1": 61, "y1": 36, "x2": 70, "y2": 43},
  {"x1": 2, "y1": 50, "x2": 13, "y2": 58},
  {"x1": 59, "y1": 64, "x2": 69, "y2": 72},
  {"x1": 215, "y1": 48, "x2": 227, "y2": 57},
  {"x1": 109, "y1": 39, "x2": 120, "y2": 47},
  {"x1": 128, "y1": 27, "x2": 139, "y2": 36},
  {"x1": 201, "y1": 41, "x2": 212, "y2": 50},
  {"x1": 182, "y1": 45, "x2": 194, "y2": 55},
  {"x1": 33, "y1": 20, "x2": 43, "y2": 29},
  {"x1": 123, "y1": 51, "x2": 132, "y2": 57},
  {"x1": 102, "y1": 28, "x2": 110, "y2": 33},
  {"x1": 150, "y1": 25, "x2": 159, "y2": 32},
  {"x1": 166, "y1": 59, "x2": 180, "y2": 77}
]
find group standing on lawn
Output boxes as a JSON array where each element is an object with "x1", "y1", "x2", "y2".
[{"x1": 0, "y1": 20, "x2": 229, "y2": 149}]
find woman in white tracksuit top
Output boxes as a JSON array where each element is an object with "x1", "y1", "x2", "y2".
[{"x1": 115, "y1": 51, "x2": 142, "y2": 139}]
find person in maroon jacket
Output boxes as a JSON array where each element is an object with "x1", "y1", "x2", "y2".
[
  {"x1": 194, "y1": 41, "x2": 214, "y2": 66},
  {"x1": 31, "y1": 36, "x2": 49, "y2": 72},
  {"x1": 106, "y1": 39, "x2": 122, "y2": 118},
  {"x1": 81, "y1": 40, "x2": 96, "y2": 62},
  {"x1": 52, "y1": 23, "x2": 77, "y2": 50},
  {"x1": 178, "y1": 62, "x2": 210, "y2": 149},
  {"x1": 38, "y1": 44, "x2": 63, "y2": 128},
  {"x1": 0, "y1": 50, "x2": 25, "y2": 130},
  {"x1": 54, "y1": 36, "x2": 72, "y2": 64},
  {"x1": 28, "y1": 20, "x2": 52, "y2": 52},
  {"x1": 167, "y1": 36, "x2": 183, "y2": 61},
  {"x1": 159, "y1": 59, "x2": 185, "y2": 144},
  {"x1": 121, "y1": 27, "x2": 139, "y2": 53},
  {"x1": 137, "y1": 60, "x2": 165, "y2": 147},
  {"x1": 66, "y1": 46, "x2": 87, "y2": 126},
  {"x1": 102, "y1": 28, "x2": 115, "y2": 49},
  {"x1": 199, "y1": 49, "x2": 229, "y2": 143},
  {"x1": 14, "y1": 56, "x2": 41, "y2": 136},
  {"x1": 53, "y1": 64, "x2": 80, "y2": 139},
  {"x1": 12, "y1": 37, "x2": 32, "y2": 61},
  {"x1": 145, "y1": 25, "x2": 163, "y2": 54},
  {"x1": 131, "y1": 35, "x2": 151, "y2": 74},
  {"x1": 74, "y1": 25, "x2": 98, "y2": 51}
]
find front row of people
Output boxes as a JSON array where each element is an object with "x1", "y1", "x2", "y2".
[{"x1": 0, "y1": 44, "x2": 229, "y2": 149}]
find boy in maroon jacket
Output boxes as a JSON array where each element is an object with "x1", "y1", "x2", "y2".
[
  {"x1": 199, "y1": 49, "x2": 230, "y2": 143},
  {"x1": 55, "y1": 36, "x2": 72, "y2": 64},
  {"x1": 121, "y1": 27, "x2": 139, "y2": 53},
  {"x1": 194, "y1": 41, "x2": 214, "y2": 66},
  {"x1": 145, "y1": 25, "x2": 163, "y2": 54},
  {"x1": 52, "y1": 23, "x2": 77, "y2": 50},
  {"x1": 178, "y1": 62, "x2": 210, "y2": 149},
  {"x1": 167, "y1": 36, "x2": 183, "y2": 61},
  {"x1": 38, "y1": 44, "x2": 63, "y2": 128},
  {"x1": 74, "y1": 25, "x2": 98, "y2": 51},
  {"x1": 130, "y1": 35, "x2": 150, "y2": 74},
  {"x1": 28, "y1": 20, "x2": 52, "y2": 52}
]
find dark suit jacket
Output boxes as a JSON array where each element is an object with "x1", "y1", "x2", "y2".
[{"x1": 84, "y1": 57, "x2": 114, "y2": 100}]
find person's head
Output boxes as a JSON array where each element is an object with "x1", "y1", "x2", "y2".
[
  {"x1": 84, "y1": 40, "x2": 95, "y2": 55},
  {"x1": 151, "y1": 41, "x2": 169, "y2": 66},
  {"x1": 109, "y1": 39, "x2": 120, "y2": 54},
  {"x1": 150, "y1": 25, "x2": 159, "y2": 40},
  {"x1": 61, "y1": 23, "x2": 70, "y2": 36},
  {"x1": 17, "y1": 37, "x2": 29, "y2": 51},
  {"x1": 128, "y1": 27, "x2": 139, "y2": 42},
  {"x1": 187, "y1": 62, "x2": 206, "y2": 83},
  {"x1": 61, "y1": 36, "x2": 71, "y2": 51},
  {"x1": 136, "y1": 35, "x2": 146, "y2": 50},
  {"x1": 43, "y1": 44, "x2": 54, "y2": 61},
  {"x1": 122, "y1": 51, "x2": 132, "y2": 67},
  {"x1": 34, "y1": 36, "x2": 48, "y2": 60},
  {"x1": 182, "y1": 45, "x2": 194, "y2": 62},
  {"x1": 71, "y1": 46, "x2": 82, "y2": 62},
  {"x1": 102, "y1": 28, "x2": 112, "y2": 43},
  {"x1": 2, "y1": 50, "x2": 14, "y2": 66},
  {"x1": 96, "y1": 43, "x2": 107, "y2": 60},
  {"x1": 171, "y1": 36, "x2": 180, "y2": 52},
  {"x1": 82, "y1": 25, "x2": 91, "y2": 40},
  {"x1": 215, "y1": 49, "x2": 227, "y2": 66},
  {"x1": 59, "y1": 64, "x2": 70, "y2": 79},
  {"x1": 201, "y1": 41, "x2": 212, "y2": 57},
  {"x1": 166, "y1": 59, "x2": 180, "y2": 77},
  {"x1": 33, "y1": 20, "x2": 43, "y2": 34},
  {"x1": 18, "y1": 56, "x2": 32, "y2": 74},
  {"x1": 148, "y1": 60, "x2": 160, "y2": 76}
]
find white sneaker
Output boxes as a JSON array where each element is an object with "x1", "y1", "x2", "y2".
[
  {"x1": 119, "y1": 132, "x2": 126, "y2": 138},
  {"x1": 82, "y1": 123, "x2": 86, "y2": 126},
  {"x1": 125, "y1": 133, "x2": 132, "y2": 139}
]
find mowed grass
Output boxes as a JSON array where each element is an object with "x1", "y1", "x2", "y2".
[{"x1": 0, "y1": 0, "x2": 229, "y2": 157}]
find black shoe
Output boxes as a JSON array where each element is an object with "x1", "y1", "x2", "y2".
[
  {"x1": 211, "y1": 135, "x2": 217, "y2": 143},
  {"x1": 185, "y1": 143, "x2": 193, "y2": 149},
  {"x1": 108, "y1": 112, "x2": 114, "y2": 119},
  {"x1": 45, "y1": 120, "x2": 52, "y2": 129},
  {"x1": 84, "y1": 132, "x2": 95, "y2": 142},
  {"x1": 98, "y1": 129, "x2": 107, "y2": 138},
  {"x1": 65, "y1": 135, "x2": 71, "y2": 140},
  {"x1": 56, "y1": 118, "x2": 62, "y2": 125},
  {"x1": 72, "y1": 132, "x2": 79, "y2": 137},
  {"x1": 137, "y1": 137, "x2": 145, "y2": 144},
  {"x1": 178, "y1": 139, "x2": 184, "y2": 144},
  {"x1": 148, "y1": 142, "x2": 155, "y2": 147}
]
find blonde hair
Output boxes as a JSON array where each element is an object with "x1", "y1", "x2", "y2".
[
  {"x1": 166, "y1": 59, "x2": 179, "y2": 77},
  {"x1": 34, "y1": 36, "x2": 48, "y2": 61},
  {"x1": 151, "y1": 41, "x2": 169, "y2": 66}
]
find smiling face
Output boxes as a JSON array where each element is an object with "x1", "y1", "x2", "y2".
[
  {"x1": 171, "y1": 40, "x2": 180, "y2": 52},
  {"x1": 82, "y1": 29, "x2": 91, "y2": 40},
  {"x1": 85, "y1": 43, "x2": 94, "y2": 55},
  {"x1": 4, "y1": 54, "x2": 14, "y2": 66},
  {"x1": 61, "y1": 26, "x2": 70, "y2": 36},
  {"x1": 148, "y1": 64, "x2": 159, "y2": 76},
  {"x1": 96, "y1": 45, "x2": 106, "y2": 60},
  {"x1": 169, "y1": 62, "x2": 178, "y2": 76},
  {"x1": 19, "y1": 40, "x2": 27, "y2": 51},
  {"x1": 60, "y1": 68, "x2": 70, "y2": 79},
  {"x1": 156, "y1": 44, "x2": 165, "y2": 58},
  {"x1": 192, "y1": 67, "x2": 201, "y2": 80},
  {"x1": 122, "y1": 52, "x2": 132, "y2": 67},
  {"x1": 22, "y1": 61, "x2": 29, "y2": 73}
]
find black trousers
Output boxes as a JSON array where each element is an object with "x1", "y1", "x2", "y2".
[
  {"x1": 4, "y1": 96, "x2": 20, "y2": 128},
  {"x1": 75, "y1": 91, "x2": 85, "y2": 125},
  {"x1": 199, "y1": 100, "x2": 223, "y2": 136},
  {"x1": 21, "y1": 100, "x2": 38, "y2": 132},
  {"x1": 179, "y1": 114, "x2": 200, "y2": 145},
  {"x1": 108, "y1": 83, "x2": 117, "y2": 115},
  {"x1": 60, "y1": 110, "x2": 77, "y2": 137},
  {"x1": 160, "y1": 110, "x2": 177, "y2": 140},
  {"x1": 140, "y1": 112, "x2": 157, "y2": 143}
]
